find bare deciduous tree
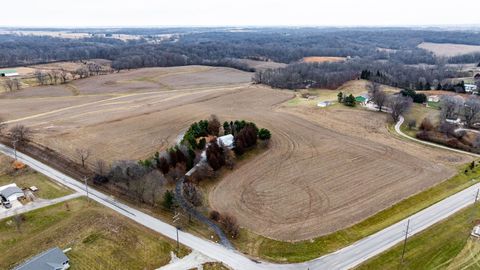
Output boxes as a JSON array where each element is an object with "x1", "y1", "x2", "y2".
[
  {"x1": 2, "y1": 78, "x2": 20, "y2": 91},
  {"x1": 440, "y1": 96, "x2": 463, "y2": 122},
  {"x1": 59, "y1": 69, "x2": 69, "y2": 84},
  {"x1": 220, "y1": 213, "x2": 239, "y2": 239},
  {"x1": 464, "y1": 98, "x2": 480, "y2": 128},
  {"x1": 0, "y1": 117, "x2": 6, "y2": 134},
  {"x1": 76, "y1": 148, "x2": 91, "y2": 167},
  {"x1": 389, "y1": 95, "x2": 413, "y2": 122},
  {"x1": 94, "y1": 159, "x2": 107, "y2": 176},
  {"x1": 368, "y1": 82, "x2": 387, "y2": 112},
  {"x1": 183, "y1": 182, "x2": 203, "y2": 207},
  {"x1": 34, "y1": 71, "x2": 48, "y2": 85},
  {"x1": 10, "y1": 125, "x2": 32, "y2": 144}
]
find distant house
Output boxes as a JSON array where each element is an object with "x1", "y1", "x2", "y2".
[
  {"x1": 465, "y1": 84, "x2": 478, "y2": 93},
  {"x1": 355, "y1": 96, "x2": 367, "y2": 103},
  {"x1": 317, "y1": 101, "x2": 333, "y2": 107},
  {"x1": 0, "y1": 184, "x2": 24, "y2": 202},
  {"x1": 0, "y1": 69, "x2": 19, "y2": 77},
  {"x1": 427, "y1": 95, "x2": 440, "y2": 103},
  {"x1": 13, "y1": 247, "x2": 70, "y2": 270}
]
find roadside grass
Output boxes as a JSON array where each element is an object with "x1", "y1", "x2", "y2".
[
  {"x1": 0, "y1": 197, "x2": 188, "y2": 270},
  {"x1": 400, "y1": 103, "x2": 440, "y2": 137},
  {"x1": 232, "y1": 163, "x2": 480, "y2": 263},
  {"x1": 0, "y1": 156, "x2": 72, "y2": 199},
  {"x1": 356, "y1": 203, "x2": 480, "y2": 269},
  {"x1": 202, "y1": 262, "x2": 231, "y2": 270}
]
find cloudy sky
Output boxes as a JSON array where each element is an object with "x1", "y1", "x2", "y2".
[{"x1": 2, "y1": 0, "x2": 479, "y2": 27}]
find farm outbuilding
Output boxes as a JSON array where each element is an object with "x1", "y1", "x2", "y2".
[
  {"x1": 465, "y1": 84, "x2": 478, "y2": 93},
  {"x1": 0, "y1": 184, "x2": 24, "y2": 202},
  {"x1": 0, "y1": 69, "x2": 19, "y2": 77},
  {"x1": 428, "y1": 95, "x2": 440, "y2": 103}
]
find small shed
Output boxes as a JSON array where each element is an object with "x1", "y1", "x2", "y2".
[
  {"x1": 0, "y1": 184, "x2": 24, "y2": 202},
  {"x1": 0, "y1": 69, "x2": 19, "y2": 77},
  {"x1": 13, "y1": 247, "x2": 70, "y2": 270}
]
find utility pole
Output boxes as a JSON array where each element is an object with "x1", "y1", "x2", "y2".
[
  {"x1": 12, "y1": 138, "x2": 18, "y2": 160},
  {"x1": 173, "y1": 211, "x2": 181, "y2": 254},
  {"x1": 84, "y1": 176, "x2": 89, "y2": 201},
  {"x1": 400, "y1": 219, "x2": 410, "y2": 266}
]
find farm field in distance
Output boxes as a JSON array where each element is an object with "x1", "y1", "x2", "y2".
[
  {"x1": 0, "y1": 65, "x2": 472, "y2": 243},
  {"x1": 418, "y1": 42, "x2": 480, "y2": 57}
]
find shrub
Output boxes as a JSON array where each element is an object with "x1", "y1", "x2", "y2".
[
  {"x1": 258, "y1": 128, "x2": 271, "y2": 140},
  {"x1": 419, "y1": 118, "x2": 434, "y2": 131},
  {"x1": 162, "y1": 190, "x2": 175, "y2": 210},
  {"x1": 209, "y1": 210, "x2": 221, "y2": 221}
]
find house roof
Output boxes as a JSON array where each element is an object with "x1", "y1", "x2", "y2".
[
  {"x1": 218, "y1": 134, "x2": 234, "y2": 148},
  {"x1": 0, "y1": 186, "x2": 23, "y2": 198},
  {"x1": 13, "y1": 247, "x2": 69, "y2": 270},
  {"x1": 0, "y1": 69, "x2": 17, "y2": 74},
  {"x1": 355, "y1": 96, "x2": 367, "y2": 102}
]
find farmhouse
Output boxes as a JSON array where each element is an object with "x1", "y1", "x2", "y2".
[
  {"x1": 317, "y1": 101, "x2": 333, "y2": 107},
  {"x1": 0, "y1": 184, "x2": 24, "y2": 202},
  {"x1": 465, "y1": 83, "x2": 478, "y2": 93},
  {"x1": 13, "y1": 247, "x2": 70, "y2": 270},
  {"x1": 428, "y1": 95, "x2": 440, "y2": 103},
  {"x1": 217, "y1": 134, "x2": 234, "y2": 149},
  {"x1": 0, "y1": 69, "x2": 19, "y2": 77}
]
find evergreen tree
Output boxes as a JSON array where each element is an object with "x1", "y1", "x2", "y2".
[
  {"x1": 337, "y1": 92, "x2": 343, "y2": 103},
  {"x1": 162, "y1": 190, "x2": 175, "y2": 210}
]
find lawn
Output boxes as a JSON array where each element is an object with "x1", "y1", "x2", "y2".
[
  {"x1": 356, "y1": 203, "x2": 480, "y2": 269},
  {"x1": 0, "y1": 156, "x2": 72, "y2": 199},
  {"x1": 401, "y1": 103, "x2": 440, "y2": 137},
  {"x1": 232, "y1": 162, "x2": 480, "y2": 263},
  {"x1": 0, "y1": 197, "x2": 188, "y2": 270}
]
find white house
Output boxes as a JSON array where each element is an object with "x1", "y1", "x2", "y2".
[
  {"x1": 217, "y1": 134, "x2": 234, "y2": 149},
  {"x1": 427, "y1": 95, "x2": 440, "y2": 103},
  {"x1": 465, "y1": 84, "x2": 478, "y2": 93},
  {"x1": 0, "y1": 183, "x2": 24, "y2": 202}
]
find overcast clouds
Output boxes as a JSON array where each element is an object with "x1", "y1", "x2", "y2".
[{"x1": 2, "y1": 0, "x2": 480, "y2": 27}]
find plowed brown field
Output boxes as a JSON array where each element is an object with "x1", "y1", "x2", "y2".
[{"x1": 0, "y1": 66, "x2": 471, "y2": 241}]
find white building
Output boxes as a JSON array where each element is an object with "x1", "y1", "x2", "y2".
[
  {"x1": 465, "y1": 84, "x2": 478, "y2": 93},
  {"x1": 0, "y1": 183, "x2": 24, "y2": 202},
  {"x1": 427, "y1": 95, "x2": 440, "y2": 103},
  {"x1": 0, "y1": 69, "x2": 19, "y2": 77},
  {"x1": 217, "y1": 134, "x2": 234, "y2": 149},
  {"x1": 317, "y1": 101, "x2": 333, "y2": 107}
]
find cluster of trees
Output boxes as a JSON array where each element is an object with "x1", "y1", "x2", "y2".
[
  {"x1": 253, "y1": 59, "x2": 465, "y2": 90},
  {"x1": 2, "y1": 78, "x2": 21, "y2": 91},
  {"x1": 400, "y1": 89, "x2": 427, "y2": 104},
  {"x1": 337, "y1": 92, "x2": 356, "y2": 107},
  {"x1": 209, "y1": 210, "x2": 239, "y2": 239},
  {"x1": 2, "y1": 28, "x2": 480, "y2": 73}
]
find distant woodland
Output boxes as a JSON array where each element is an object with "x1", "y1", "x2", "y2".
[{"x1": 1, "y1": 27, "x2": 480, "y2": 90}]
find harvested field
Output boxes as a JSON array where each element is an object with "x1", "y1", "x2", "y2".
[
  {"x1": 418, "y1": 42, "x2": 480, "y2": 57},
  {"x1": 235, "y1": 59, "x2": 287, "y2": 71},
  {"x1": 0, "y1": 66, "x2": 471, "y2": 242},
  {"x1": 302, "y1": 56, "x2": 346, "y2": 63}
]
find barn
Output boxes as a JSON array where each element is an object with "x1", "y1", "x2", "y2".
[
  {"x1": 0, "y1": 184, "x2": 25, "y2": 202},
  {"x1": 0, "y1": 69, "x2": 19, "y2": 77}
]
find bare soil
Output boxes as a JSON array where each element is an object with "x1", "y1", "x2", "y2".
[
  {"x1": 302, "y1": 56, "x2": 346, "y2": 63},
  {"x1": 0, "y1": 66, "x2": 470, "y2": 242}
]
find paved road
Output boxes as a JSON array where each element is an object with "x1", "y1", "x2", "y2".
[
  {"x1": 0, "y1": 193, "x2": 81, "y2": 220},
  {"x1": 1, "y1": 143, "x2": 480, "y2": 270},
  {"x1": 395, "y1": 116, "x2": 480, "y2": 158}
]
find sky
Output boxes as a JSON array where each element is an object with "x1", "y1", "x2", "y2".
[{"x1": 2, "y1": 0, "x2": 480, "y2": 27}]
